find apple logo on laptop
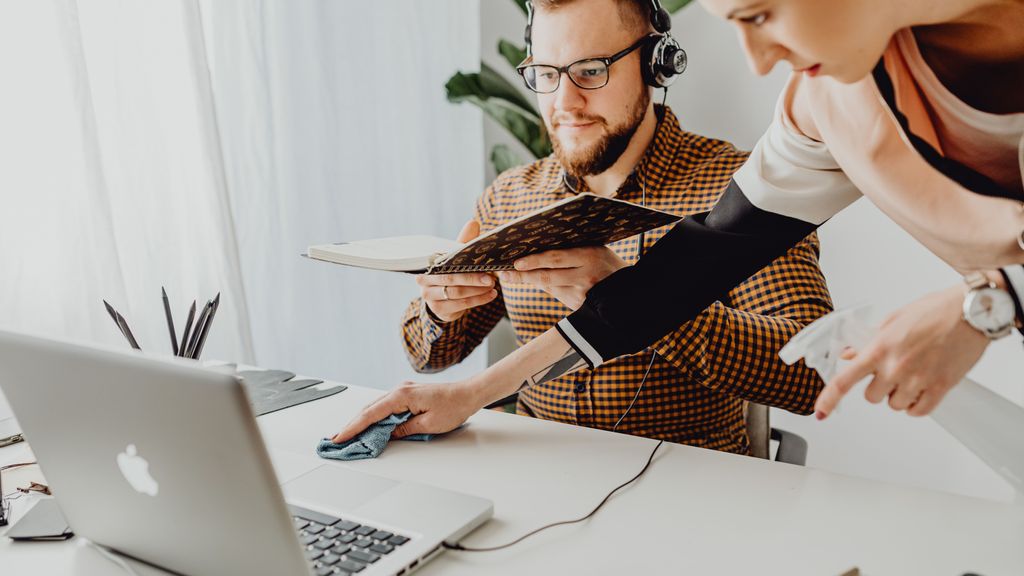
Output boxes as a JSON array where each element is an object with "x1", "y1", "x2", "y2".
[{"x1": 117, "y1": 444, "x2": 159, "y2": 496}]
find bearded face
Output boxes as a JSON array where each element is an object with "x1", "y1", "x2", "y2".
[{"x1": 549, "y1": 85, "x2": 650, "y2": 179}]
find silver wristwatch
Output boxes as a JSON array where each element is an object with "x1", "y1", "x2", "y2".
[{"x1": 962, "y1": 272, "x2": 1017, "y2": 339}]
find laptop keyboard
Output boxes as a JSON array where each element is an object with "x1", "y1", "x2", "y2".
[{"x1": 289, "y1": 504, "x2": 412, "y2": 576}]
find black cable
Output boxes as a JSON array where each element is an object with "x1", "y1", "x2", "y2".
[
  {"x1": 448, "y1": 85, "x2": 675, "y2": 555},
  {"x1": 613, "y1": 350, "x2": 657, "y2": 431},
  {"x1": 610, "y1": 87, "x2": 669, "y2": 433},
  {"x1": 442, "y1": 439, "x2": 663, "y2": 552}
]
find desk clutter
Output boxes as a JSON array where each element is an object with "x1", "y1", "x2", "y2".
[
  {"x1": 210, "y1": 365, "x2": 347, "y2": 416},
  {"x1": 103, "y1": 287, "x2": 220, "y2": 359},
  {"x1": 5, "y1": 499, "x2": 72, "y2": 541},
  {"x1": 1, "y1": 459, "x2": 69, "y2": 542}
]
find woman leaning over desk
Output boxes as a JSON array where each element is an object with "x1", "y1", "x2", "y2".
[{"x1": 332, "y1": 0, "x2": 1024, "y2": 443}]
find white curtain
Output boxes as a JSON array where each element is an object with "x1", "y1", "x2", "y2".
[
  {"x1": 0, "y1": 0, "x2": 253, "y2": 361},
  {"x1": 199, "y1": 0, "x2": 488, "y2": 387},
  {"x1": 0, "y1": 0, "x2": 487, "y2": 398}
]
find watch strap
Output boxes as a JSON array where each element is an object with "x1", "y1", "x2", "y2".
[
  {"x1": 963, "y1": 271, "x2": 993, "y2": 291},
  {"x1": 999, "y1": 265, "x2": 1024, "y2": 333}
]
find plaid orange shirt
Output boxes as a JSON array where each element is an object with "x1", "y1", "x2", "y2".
[{"x1": 401, "y1": 106, "x2": 833, "y2": 454}]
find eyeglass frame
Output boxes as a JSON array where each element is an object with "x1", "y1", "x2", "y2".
[{"x1": 516, "y1": 35, "x2": 652, "y2": 94}]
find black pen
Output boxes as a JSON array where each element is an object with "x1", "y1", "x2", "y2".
[
  {"x1": 179, "y1": 301, "x2": 196, "y2": 357},
  {"x1": 187, "y1": 308, "x2": 208, "y2": 359},
  {"x1": 103, "y1": 300, "x2": 128, "y2": 341},
  {"x1": 193, "y1": 293, "x2": 220, "y2": 360},
  {"x1": 162, "y1": 287, "x2": 178, "y2": 356},
  {"x1": 185, "y1": 300, "x2": 212, "y2": 359},
  {"x1": 114, "y1": 310, "x2": 141, "y2": 350}
]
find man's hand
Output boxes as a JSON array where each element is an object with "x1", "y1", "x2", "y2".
[
  {"x1": 419, "y1": 220, "x2": 497, "y2": 322},
  {"x1": 499, "y1": 246, "x2": 627, "y2": 310},
  {"x1": 814, "y1": 284, "x2": 991, "y2": 419},
  {"x1": 331, "y1": 380, "x2": 484, "y2": 443}
]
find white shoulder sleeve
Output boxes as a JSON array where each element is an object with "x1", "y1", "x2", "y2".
[{"x1": 733, "y1": 81, "x2": 863, "y2": 225}]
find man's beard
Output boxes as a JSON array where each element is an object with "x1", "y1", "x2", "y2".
[{"x1": 550, "y1": 89, "x2": 650, "y2": 179}]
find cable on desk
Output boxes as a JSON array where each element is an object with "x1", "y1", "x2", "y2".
[{"x1": 441, "y1": 439, "x2": 663, "y2": 552}]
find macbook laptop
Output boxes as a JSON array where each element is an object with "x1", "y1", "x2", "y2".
[{"x1": 0, "y1": 329, "x2": 492, "y2": 576}]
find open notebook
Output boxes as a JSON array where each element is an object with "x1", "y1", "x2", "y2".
[{"x1": 306, "y1": 193, "x2": 681, "y2": 273}]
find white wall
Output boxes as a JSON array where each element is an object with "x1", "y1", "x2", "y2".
[{"x1": 480, "y1": 1, "x2": 1018, "y2": 501}]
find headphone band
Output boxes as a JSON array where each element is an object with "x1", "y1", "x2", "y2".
[{"x1": 646, "y1": 0, "x2": 672, "y2": 33}]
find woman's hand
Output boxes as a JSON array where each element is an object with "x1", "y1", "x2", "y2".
[{"x1": 815, "y1": 284, "x2": 991, "y2": 418}]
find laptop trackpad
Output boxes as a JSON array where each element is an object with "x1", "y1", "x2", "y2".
[{"x1": 282, "y1": 464, "x2": 400, "y2": 512}]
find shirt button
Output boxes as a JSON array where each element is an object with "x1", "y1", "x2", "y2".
[{"x1": 574, "y1": 382, "x2": 586, "y2": 393}]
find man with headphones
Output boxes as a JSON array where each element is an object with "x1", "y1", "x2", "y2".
[{"x1": 333, "y1": 0, "x2": 834, "y2": 454}]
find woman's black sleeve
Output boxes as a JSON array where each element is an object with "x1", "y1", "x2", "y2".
[{"x1": 557, "y1": 179, "x2": 820, "y2": 368}]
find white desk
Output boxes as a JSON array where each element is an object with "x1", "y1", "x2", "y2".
[{"x1": 2, "y1": 381, "x2": 1023, "y2": 576}]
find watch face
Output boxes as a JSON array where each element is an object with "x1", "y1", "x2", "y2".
[{"x1": 966, "y1": 288, "x2": 1016, "y2": 333}]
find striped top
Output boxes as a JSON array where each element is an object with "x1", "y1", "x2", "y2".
[{"x1": 400, "y1": 106, "x2": 833, "y2": 454}]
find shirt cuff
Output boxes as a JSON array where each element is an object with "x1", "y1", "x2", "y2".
[
  {"x1": 556, "y1": 318, "x2": 604, "y2": 369},
  {"x1": 420, "y1": 300, "x2": 457, "y2": 343}
]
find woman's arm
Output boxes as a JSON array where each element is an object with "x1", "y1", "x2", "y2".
[{"x1": 806, "y1": 74, "x2": 1024, "y2": 272}]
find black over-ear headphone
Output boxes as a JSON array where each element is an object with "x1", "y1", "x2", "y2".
[{"x1": 524, "y1": 0, "x2": 687, "y2": 88}]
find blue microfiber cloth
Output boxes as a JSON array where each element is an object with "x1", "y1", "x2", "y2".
[{"x1": 316, "y1": 411, "x2": 433, "y2": 461}]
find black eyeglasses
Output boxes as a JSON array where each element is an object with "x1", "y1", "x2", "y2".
[{"x1": 517, "y1": 36, "x2": 650, "y2": 94}]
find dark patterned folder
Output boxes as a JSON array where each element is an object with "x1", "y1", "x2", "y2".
[{"x1": 427, "y1": 193, "x2": 680, "y2": 273}]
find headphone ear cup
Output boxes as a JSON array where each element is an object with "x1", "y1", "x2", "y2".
[
  {"x1": 644, "y1": 35, "x2": 687, "y2": 88},
  {"x1": 658, "y1": 40, "x2": 687, "y2": 81},
  {"x1": 639, "y1": 35, "x2": 661, "y2": 87}
]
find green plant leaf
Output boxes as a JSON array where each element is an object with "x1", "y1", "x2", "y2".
[
  {"x1": 491, "y1": 144, "x2": 526, "y2": 175},
  {"x1": 662, "y1": 0, "x2": 695, "y2": 13},
  {"x1": 510, "y1": 0, "x2": 529, "y2": 16},
  {"x1": 498, "y1": 39, "x2": 528, "y2": 69},
  {"x1": 445, "y1": 63, "x2": 550, "y2": 159},
  {"x1": 446, "y1": 75, "x2": 549, "y2": 158},
  {"x1": 444, "y1": 66, "x2": 536, "y2": 119},
  {"x1": 476, "y1": 62, "x2": 537, "y2": 117},
  {"x1": 445, "y1": 66, "x2": 538, "y2": 120},
  {"x1": 444, "y1": 75, "x2": 548, "y2": 157}
]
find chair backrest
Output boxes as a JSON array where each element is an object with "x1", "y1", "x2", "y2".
[{"x1": 744, "y1": 401, "x2": 771, "y2": 459}]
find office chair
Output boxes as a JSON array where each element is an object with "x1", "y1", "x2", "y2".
[{"x1": 745, "y1": 402, "x2": 808, "y2": 466}]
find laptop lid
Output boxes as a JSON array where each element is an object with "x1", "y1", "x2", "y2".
[{"x1": 0, "y1": 329, "x2": 309, "y2": 576}]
